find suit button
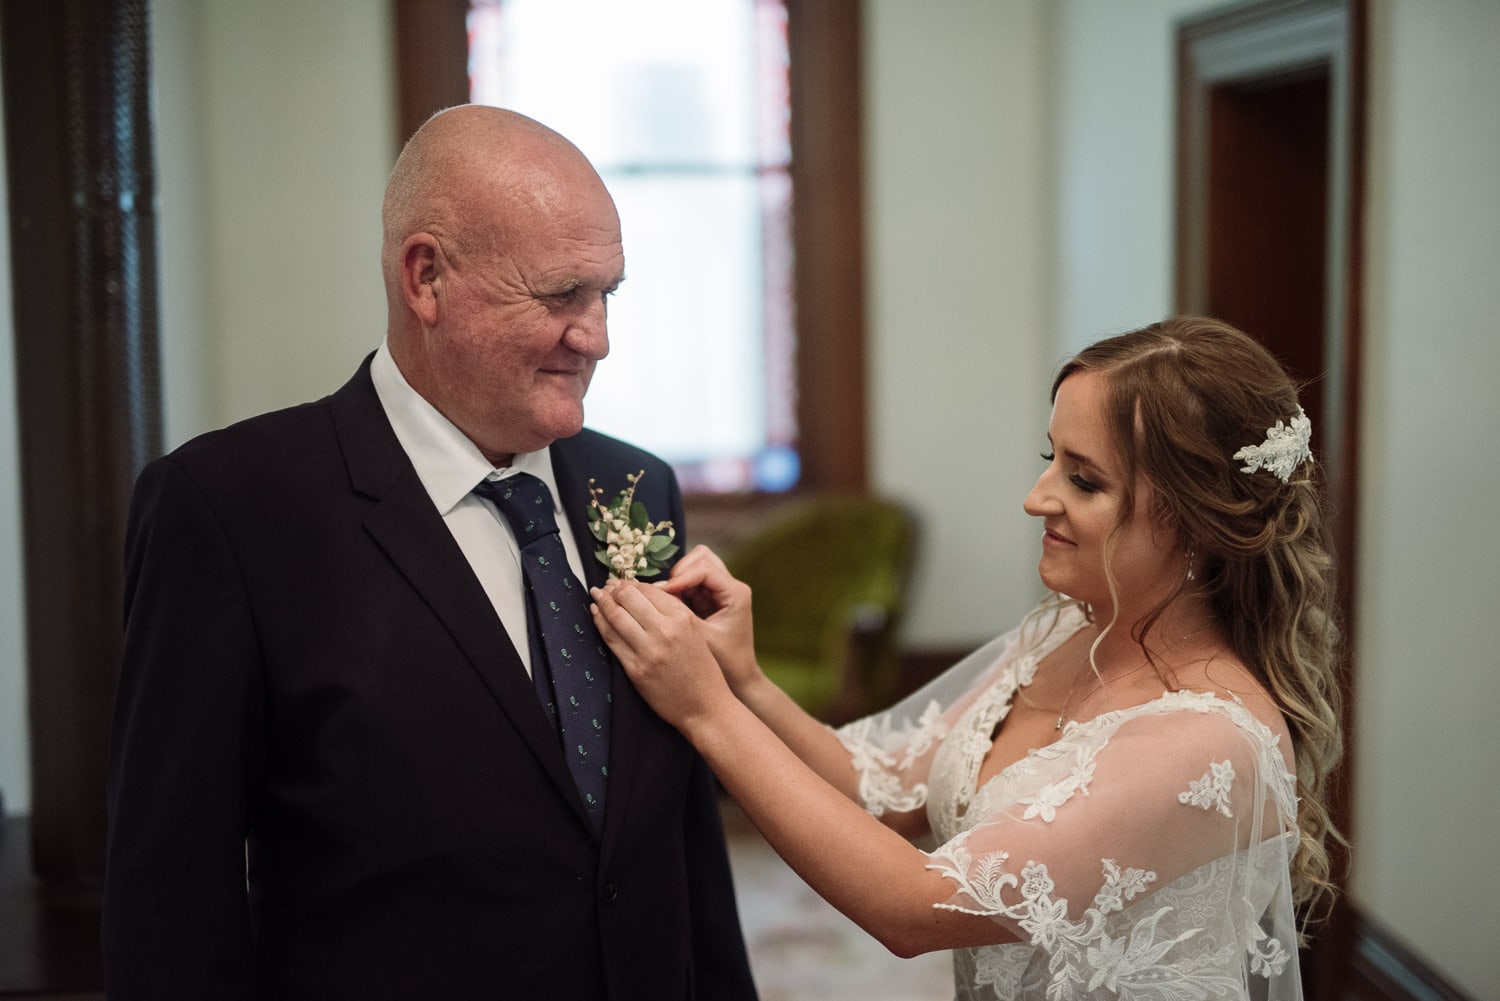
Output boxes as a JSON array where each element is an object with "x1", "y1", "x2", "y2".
[{"x1": 602, "y1": 880, "x2": 618, "y2": 902}]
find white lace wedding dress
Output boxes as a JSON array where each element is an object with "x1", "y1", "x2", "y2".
[{"x1": 836, "y1": 602, "x2": 1304, "y2": 1000}]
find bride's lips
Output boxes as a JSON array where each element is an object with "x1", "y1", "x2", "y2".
[{"x1": 1042, "y1": 527, "x2": 1075, "y2": 547}]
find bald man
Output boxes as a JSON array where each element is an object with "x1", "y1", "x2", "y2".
[{"x1": 104, "y1": 107, "x2": 758, "y2": 1001}]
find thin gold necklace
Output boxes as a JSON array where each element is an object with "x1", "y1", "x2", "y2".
[
  {"x1": 1053, "y1": 658, "x2": 1155, "y2": 730},
  {"x1": 1047, "y1": 622, "x2": 1214, "y2": 731}
]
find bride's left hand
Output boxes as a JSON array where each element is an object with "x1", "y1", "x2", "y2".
[{"x1": 591, "y1": 579, "x2": 734, "y2": 731}]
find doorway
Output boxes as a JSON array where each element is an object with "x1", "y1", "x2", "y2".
[{"x1": 1175, "y1": 0, "x2": 1365, "y2": 993}]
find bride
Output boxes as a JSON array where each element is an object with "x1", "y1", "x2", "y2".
[{"x1": 592, "y1": 316, "x2": 1343, "y2": 1000}]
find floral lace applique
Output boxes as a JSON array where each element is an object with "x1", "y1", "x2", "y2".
[
  {"x1": 1250, "y1": 930, "x2": 1290, "y2": 977},
  {"x1": 938, "y1": 660, "x2": 1028, "y2": 826},
  {"x1": 967, "y1": 944, "x2": 1034, "y2": 996},
  {"x1": 1013, "y1": 653, "x2": 1042, "y2": 687},
  {"x1": 837, "y1": 699, "x2": 948, "y2": 816},
  {"x1": 1018, "y1": 743, "x2": 1102, "y2": 822},
  {"x1": 898, "y1": 700, "x2": 949, "y2": 770},
  {"x1": 1247, "y1": 914, "x2": 1291, "y2": 977},
  {"x1": 1178, "y1": 759, "x2": 1236, "y2": 817},
  {"x1": 904, "y1": 606, "x2": 1301, "y2": 999},
  {"x1": 1091, "y1": 858, "x2": 1154, "y2": 915},
  {"x1": 926, "y1": 848, "x2": 1263, "y2": 1000}
]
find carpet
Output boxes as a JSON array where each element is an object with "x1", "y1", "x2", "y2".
[{"x1": 722, "y1": 799, "x2": 955, "y2": 1001}]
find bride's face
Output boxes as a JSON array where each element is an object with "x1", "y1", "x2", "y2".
[{"x1": 1023, "y1": 371, "x2": 1183, "y2": 615}]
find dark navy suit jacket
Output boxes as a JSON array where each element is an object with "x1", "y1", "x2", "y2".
[{"x1": 104, "y1": 357, "x2": 757, "y2": 1000}]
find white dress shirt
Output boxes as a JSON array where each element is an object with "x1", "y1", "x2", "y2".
[{"x1": 369, "y1": 341, "x2": 591, "y2": 678}]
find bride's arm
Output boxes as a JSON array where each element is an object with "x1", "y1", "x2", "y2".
[
  {"x1": 591, "y1": 578, "x2": 1009, "y2": 957},
  {"x1": 655, "y1": 546, "x2": 929, "y2": 839}
]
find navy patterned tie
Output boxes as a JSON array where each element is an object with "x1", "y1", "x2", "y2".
[{"x1": 476, "y1": 473, "x2": 611, "y2": 832}]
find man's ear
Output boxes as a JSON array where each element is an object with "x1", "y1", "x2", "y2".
[{"x1": 399, "y1": 234, "x2": 442, "y2": 327}]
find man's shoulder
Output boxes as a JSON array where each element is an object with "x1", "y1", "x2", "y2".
[
  {"x1": 158, "y1": 362, "x2": 376, "y2": 479},
  {"x1": 162, "y1": 395, "x2": 337, "y2": 475},
  {"x1": 558, "y1": 427, "x2": 673, "y2": 475}
]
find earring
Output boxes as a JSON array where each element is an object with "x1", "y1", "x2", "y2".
[{"x1": 1185, "y1": 548, "x2": 1197, "y2": 582}]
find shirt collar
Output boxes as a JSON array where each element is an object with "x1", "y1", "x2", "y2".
[{"x1": 370, "y1": 340, "x2": 565, "y2": 516}]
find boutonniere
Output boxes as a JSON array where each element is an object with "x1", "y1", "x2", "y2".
[{"x1": 587, "y1": 470, "x2": 679, "y2": 580}]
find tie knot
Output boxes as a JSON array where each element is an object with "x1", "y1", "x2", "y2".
[{"x1": 476, "y1": 472, "x2": 561, "y2": 548}]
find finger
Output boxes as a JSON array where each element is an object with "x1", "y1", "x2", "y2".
[
  {"x1": 661, "y1": 546, "x2": 716, "y2": 595},
  {"x1": 663, "y1": 548, "x2": 742, "y2": 609},
  {"x1": 612, "y1": 578, "x2": 687, "y2": 619},
  {"x1": 589, "y1": 584, "x2": 652, "y2": 654}
]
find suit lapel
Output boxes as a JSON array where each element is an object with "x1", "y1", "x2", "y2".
[{"x1": 329, "y1": 361, "x2": 586, "y2": 826}]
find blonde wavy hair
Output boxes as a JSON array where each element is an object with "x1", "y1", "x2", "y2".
[{"x1": 1053, "y1": 316, "x2": 1345, "y2": 923}]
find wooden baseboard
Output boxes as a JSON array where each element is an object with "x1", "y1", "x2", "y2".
[{"x1": 1333, "y1": 907, "x2": 1474, "y2": 1001}]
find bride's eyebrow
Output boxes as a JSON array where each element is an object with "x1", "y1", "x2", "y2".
[
  {"x1": 1045, "y1": 431, "x2": 1115, "y2": 479},
  {"x1": 1062, "y1": 447, "x2": 1113, "y2": 480}
]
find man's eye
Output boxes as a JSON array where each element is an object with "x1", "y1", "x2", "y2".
[
  {"x1": 1040, "y1": 451, "x2": 1055, "y2": 462},
  {"x1": 541, "y1": 289, "x2": 581, "y2": 309}
]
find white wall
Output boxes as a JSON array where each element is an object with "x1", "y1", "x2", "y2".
[
  {"x1": 864, "y1": 0, "x2": 1052, "y2": 648},
  {"x1": 153, "y1": 0, "x2": 395, "y2": 448},
  {"x1": 1049, "y1": 0, "x2": 1213, "y2": 351},
  {"x1": 1351, "y1": 2, "x2": 1500, "y2": 995}
]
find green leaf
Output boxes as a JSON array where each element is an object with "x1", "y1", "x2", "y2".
[
  {"x1": 593, "y1": 549, "x2": 614, "y2": 570},
  {"x1": 629, "y1": 501, "x2": 649, "y2": 531},
  {"x1": 635, "y1": 565, "x2": 663, "y2": 579},
  {"x1": 654, "y1": 543, "x2": 680, "y2": 563}
]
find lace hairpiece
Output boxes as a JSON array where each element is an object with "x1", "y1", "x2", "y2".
[{"x1": 1233, "y1": 407, "x2": 1312, "y2": 483}]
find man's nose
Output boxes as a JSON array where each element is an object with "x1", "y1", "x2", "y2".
[{"x1": 565, "y1": 300, "x2": 610, "y2": 361}]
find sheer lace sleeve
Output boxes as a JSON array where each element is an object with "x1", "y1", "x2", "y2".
[
  {"x1": 926, "y1": 694, "x2": 1302, "y2": 999},
  {"x1": 832, "y1": 604, "x2": 1082, "y2": 819}
]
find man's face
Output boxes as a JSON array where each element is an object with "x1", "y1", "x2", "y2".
[{"x1": 427, "y1": 163, "x2": 625, "y2": 464}]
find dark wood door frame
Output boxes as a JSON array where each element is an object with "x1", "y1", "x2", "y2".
[
  {"x1": 1176, "y1": 0, "x2": 1375, "y2": 996},
  {"x1": 1177, "y1": 0, "x2": 1362, "y2": 546}
]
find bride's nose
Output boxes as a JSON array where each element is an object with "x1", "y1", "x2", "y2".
[{"x1": 1023, "y1": 473, "x2": 1061, "y2": 518}]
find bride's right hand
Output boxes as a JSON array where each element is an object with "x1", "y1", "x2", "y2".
[{"x1": 658, "y1": 545, "x2": 762, "y2": 694}]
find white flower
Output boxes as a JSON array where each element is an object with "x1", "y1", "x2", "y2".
[
  {"x1": 1178, "y1": 759, "x2": 1236, "y2": 817},
  {"x1": 586, "y1": 471, "x2": 678, "y2": 580}
]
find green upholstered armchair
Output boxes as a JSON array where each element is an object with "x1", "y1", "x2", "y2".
[{"x1": 722, "y1": 495, "x2": 916, "y2": 724}]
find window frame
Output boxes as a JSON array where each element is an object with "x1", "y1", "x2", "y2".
[{"x1": 392, "y1": 0, "x2": 867, "y2": 499}]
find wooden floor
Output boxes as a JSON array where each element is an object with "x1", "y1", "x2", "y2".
[{"x1": 0, "y1": 819, "x2": 103, "y2": 999}]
